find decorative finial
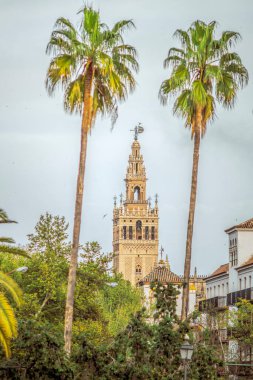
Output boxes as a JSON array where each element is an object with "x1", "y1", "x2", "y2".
[
  {"x1": 120, "y1": 193, "x2": 123, "y2": 205},
  {"x1": 155, "y1": 194, "x2": 158, "y2": 205},
  {"x1": 148, "y1": 196, "x2": 151, "y2": 207},
  {"x1": 130, "y1": 122, "x2": 144, "y2": 141},
  {"x1": 113, "y1": 195, "x2": 117, "y2": 207}
]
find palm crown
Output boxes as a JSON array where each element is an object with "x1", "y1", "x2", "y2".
[
  {"x1": 159, "y1": 20, "x2": 248, "y2": 136},
  {"x1": 46, "y1": 6, "x2": 138, "y2": 128}
]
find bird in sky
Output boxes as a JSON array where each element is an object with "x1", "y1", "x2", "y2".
[{"x1": 102, "y1": 214, "x2": 107, "y2": 219}]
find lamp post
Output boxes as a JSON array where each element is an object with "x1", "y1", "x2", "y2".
[{"x1": 180, "y1": 334, "x2": 194, "y2": 380}]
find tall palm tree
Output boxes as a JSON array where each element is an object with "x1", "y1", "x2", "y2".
[
  {"x1": 159, "y1": 21, "x2": 248, "y2": 320},
  {"x1": 45, "y1": 6, "x2": 138, "y2": 353},
  {"x1": 0, "y1": 209, "x2": 23, "y2": 357}
]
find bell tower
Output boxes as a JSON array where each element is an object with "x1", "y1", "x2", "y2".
[{"x1": 113, "y1": 126, "x2": 159, "y2": 285}]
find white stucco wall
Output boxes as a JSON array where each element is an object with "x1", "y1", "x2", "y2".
[
  {"x1": 206, "y1": 274, "x2": 229, "y2": 299},
  {"x1": 237, "y1": 230, "x2": 253, "y2": 266},
  {"x1": 237, "y1": 266, "x2": 253, "y2": 289}
]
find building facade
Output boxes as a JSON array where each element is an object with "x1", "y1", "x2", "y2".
[
  {"x1": 113, "y1": 135, "x2": 159, "y2": 285},
  {"x1": 138, "y1": 259, "x2": 206, "y2": 317}
]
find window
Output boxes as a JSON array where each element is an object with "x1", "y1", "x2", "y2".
[
  {"x1": 207, "y1": 288, "x2": 209, "y2": 298},
  {"x1": 239, "y1": 279, "x2": 242, "y2": 290},
  {"x1": 136, "y1": 265, "x2": 142, "y2": 275},
  {"x1": 151, "y1": 226, "x2": 155, "y2": 240},
  {"x1": 214, "y1": 286, "x2": 216, "y2": 297},
  {"x1": 218, "y1": 285, "x2": 220, "y2": 296},
  {"x1": 136, "y1": 220, "x2": 142, "y2": 240},
  {"x1": 123, "y1": 226, "x2": 127, "y2": 240},
  {"x1": 250, "y1": 276, "x2": 252, "y2": 288},
  {"x1": 134, "y1": 186, "x2": 140, "y2": 201},
  {"x1": 244, "y1": 277, "x2": 247, "y2": 289},
  {"x1": 136, "y1": 163, "x2": 138, "y2": 173},
  {"x1": 210, "y1": 287, "x2": 212, "y2": 297},
  {"x1": 145, "y1": 226, "x2": 149, "y2": 240},
  {"x1": 129, "y1": 226, "x2": 133, "y2": 240}
]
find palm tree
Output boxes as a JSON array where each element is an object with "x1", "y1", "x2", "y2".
[
  {"x1": 159, "y1": 21, "x2": 248, "y2": 320},
  {"x1": 0, "y1": 209, "x2": 23, "y2": 357},
  {"x1": 45, "y1": 6, "x2": 138, "y2": 353}
]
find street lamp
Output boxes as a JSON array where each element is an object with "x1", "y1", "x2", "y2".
[{"x1": 180, "y1": 334, "x2": 194, "y2": 380}]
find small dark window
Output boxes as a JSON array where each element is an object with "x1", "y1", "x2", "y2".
[
  {"x1": 136, "y1": 220, "x2": 142, "y2": 240},
  {"x1": 129, "y1": 226, "x2": 133, "y2": 240},
  {"x1": 145, "y1": 226, "x2": 149, "y2": 240},
  {"x1": 123, "y1": 226, "x2": 127, "y2": 240},
  {"x1": 136, "y1": 265, "x2": 142, "y2": 274},
  {"x1": 151, "y1": 226, "x2": 155, "y2": 240}
]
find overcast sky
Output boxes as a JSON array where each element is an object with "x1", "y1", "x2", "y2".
[{"x1": 1, "y1": 0, "x2": 253, "y2": 275}]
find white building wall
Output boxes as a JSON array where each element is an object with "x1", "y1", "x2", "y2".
[
  {"x1": 237, "y1": 266, "x2": 253, "y2": 289},
  {"x1": 228, "y1": 229, "x2": 253, "y2": 292},
  {"x1": 237, "y1": 230, "x2": 253, "y2": 266},
  {"x1": 206, "y1": 274, "x2": 229, "y2": 299}
]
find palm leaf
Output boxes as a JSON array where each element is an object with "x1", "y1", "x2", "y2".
[{"x1": 0, "y1": 271, "x2": 23, "y2": 306}]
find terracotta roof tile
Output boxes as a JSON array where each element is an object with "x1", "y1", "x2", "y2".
[
  {"x1": 207, "y1": 263, "x2": 229, "y2": 279},
  {"x1": 237, "y1": 255, "x2": 253, "y2": 270},
  {"x1": 225, "y1": 217, "x2": 253, "y2": 233},
  {"x1": 138, "y1": 265, "x2": 181, "y2": 284}
]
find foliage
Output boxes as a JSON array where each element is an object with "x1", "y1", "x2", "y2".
[
  {"x1": 45, "y1": 5, "x2": 139, "y2": 128},
  {"x1": 189, "y1": 344, "x2": 222, "y2": 379},
  {"x1": 0, "y1": 320, "x2": 74, "y2": 380},
  {"x1": 0, "y1": 209, "x2": 24, "y2": 358},
  {"x1": 159, "y1": 20, "x2": 248, "y2": 137},
  {"x1": 0, "y1": 272, "x2": 22, "y2": 358},
  {"x1": 230, "y1": 299, "x2": 253, "y2": 346},
  {"x1": 27, "y1": 212, "x2": 70, "y2": 257},
  {"x1": 0, "y1": 209, "x2": 28, "y2": 257}
]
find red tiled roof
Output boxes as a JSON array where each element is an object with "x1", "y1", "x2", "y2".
[
  {"x1": 138, "y1": 265, "x2": 181, "y2": 285},
  {"x1": 237, "y1": 255, "x2": 253, "y2": 270},
  {"x1": 207, "y1": 263, "x2": 229, "y2": 279},
  {"x1": 225, "y1": 218, "x2": 253, "y2": 233}
]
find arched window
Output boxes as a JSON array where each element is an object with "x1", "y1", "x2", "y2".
[
  {"x1": 136, "y1": 163, "x2": 138, "y2": 173},
  {"x1": 134, "y1": 186, "x2": 140, "y2": 201},
  {"x1": 136, "y1": 265, "x2": 142, "y2": 274},
  {"x1": 151, "y1": 226, "x2": 155, "y2": 240},
  {"x1": 145, "y1": 226, "x2": 149, "y2": 240},
  {"x1": 136, "y1": 220, "x2": 142, "y2": 240},
  {"x1": 129, "y1": 226, "x2": 133, "y2": 240},
  {"x1": 123, "y1": 226, "x2": 127, "y2": 240}
]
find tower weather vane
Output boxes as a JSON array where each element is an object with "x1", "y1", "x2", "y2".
[{"x1": 130, "y1": 122, "x2": 144, "y2": 140}]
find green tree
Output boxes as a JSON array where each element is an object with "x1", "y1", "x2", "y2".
[
  {"x1": 190, "y1": 344, "x2": 221, "y2": 380},
  {"x1": 0, "y1": 320, "x2": 74, "y2": 380},
  {"x1": 45, "y1": 6, "x2": 138, "y2": 354},
  {"x1": 159, "y1": 21, "x2": 248, "y2": 319},
  {"x1": 27, "y1": 212, "x2": 70, "y2": 257}
]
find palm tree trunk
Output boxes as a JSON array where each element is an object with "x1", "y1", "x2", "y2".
[
  {"x1": 64, "y1": 66, "x2": 93, "y2": 355},
  {"x1": 181, "y1": 108, "x2": 202, "y2": 320}
]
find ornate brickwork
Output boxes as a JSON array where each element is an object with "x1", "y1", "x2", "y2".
[{"x1": 113, "y1": 137, "x2": 159, "y2": 286}]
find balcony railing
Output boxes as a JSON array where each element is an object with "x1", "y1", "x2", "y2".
[
  {"x1": 227, "y1": 287, "x2": 253, "y2": 306},
  {"x1": 199, "y1": 296, "x2": 227, "y2": 312}
]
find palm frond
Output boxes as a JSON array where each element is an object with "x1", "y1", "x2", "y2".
[
  {"x1": 0, "y1": 245, "x2": 30, "y2": 258},
  {"x1": 0, "y1": 271, "x2": 23, "y2": 306}
]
